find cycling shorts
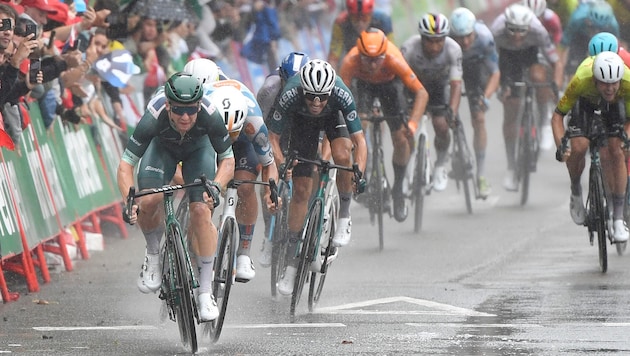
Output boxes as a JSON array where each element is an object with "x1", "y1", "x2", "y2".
[
  {"x1": 233, "y1": 136, "x2": 261, "y2": 176},
  {"x1": 138, "y1": 136, "x2": 217, "y2": 203},
  {"x1": 566, "y1": 99, "x2": 625, "y2": 140},
  {"x1": 355, "y1": 79, "x2": 407, "y2": 132},
  {"x1": 287, "y1": 113, "x2": 350, "y2": 178}
]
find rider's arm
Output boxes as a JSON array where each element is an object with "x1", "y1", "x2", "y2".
[
  {"x1": 213, "y1": 154, "x2": 235, "y2": 194},
  {"x1": 350, "y1": 131, "x2": 367, "y2": 175},
  {"x1": 446, "y1": 38, "x2": 464, "y2": 114}
]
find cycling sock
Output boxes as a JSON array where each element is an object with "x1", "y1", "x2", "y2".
[
  {"x1": 198, "y1": 255, "x2": 214, "y2": 294},
  {"x1": 339, "y1": 192, "x2": 352, "y2": 218},
  {"x1": 286, "y1": 230, "x2": 302, "y2": 267},
  {"x1": 570, "y1": 181, "x2": 582, "y2": 196},
  {"x1": 237, "y1": 223, "x2": 254, "y2": 256},
  {"x1": 436, "y1": 149, "x2": 448, "y2": 166},
  {"x1": 393, "y1": 163, "x2": 406, "y2": 194},
  {"x1": 505, "y1": 142, "x2": 516, "y2": 170},
  {"x1": 476, "y1": 151, "x2": 486, "y2": 177},
  {"x1": 142, "y1": 226, "x2": 165, "y2": 255},
  {"x1": 613, "y1": 194, "x2": 625, "y2": 220}
]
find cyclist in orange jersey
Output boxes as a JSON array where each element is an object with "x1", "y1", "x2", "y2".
[{"x1": 339, "y1": 27, "x2": 429, "y2": 222}]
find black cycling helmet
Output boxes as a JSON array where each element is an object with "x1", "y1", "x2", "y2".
[{"x1": 165, "y1": 72, "x2": 204, "y2": 104}]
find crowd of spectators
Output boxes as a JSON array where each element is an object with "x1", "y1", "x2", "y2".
[{"x1": 0, "y1": 0, "x2": 336, "y2": 155}]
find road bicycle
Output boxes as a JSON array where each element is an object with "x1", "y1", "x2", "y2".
[
  {"x1": 557, "y1": 107, "x2": 628, "y2": 273},
  {"x1": 204, "y1": 178, "x2": 277, "y2": 342},
  {"x1": 512, "y1": 77, "x2": 556, "y2": 205},
  {"x1": 268, "y1": 175, "x2": 292, "y2": 298},
  {"x1": 362, "y1": 97, "x2": 406, "y2": 250},
  {"x1": 283, "y1": 153, "x2": 361, "y2": 320},
  {"x1": 126, "y1": 177, "x2": 216, "y2": 354},
  {"x1": 432, "y1": 105, "x2": 477, "y2": 214}
]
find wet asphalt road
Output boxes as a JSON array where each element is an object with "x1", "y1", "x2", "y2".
[{"x1": 2, "y1": 100, "x2": 630, "y2": 355}]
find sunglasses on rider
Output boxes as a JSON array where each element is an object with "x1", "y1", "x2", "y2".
[
  {"x1": 360, "y1": 54, "x2": 386, "y2": 63},
  {"x1": 506, "y1": 25, "x2": 528, "y2": 35},
  {"x1": 170, "y1": 104, "x2": 199, "y2": 116},
  {"x1": 304, "y1": 91, "x2": 330, "y2": 102}
]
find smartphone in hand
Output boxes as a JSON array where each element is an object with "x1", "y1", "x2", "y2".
[{"x1": 29, "y1": 58, "x2": 41, "y2": 84}]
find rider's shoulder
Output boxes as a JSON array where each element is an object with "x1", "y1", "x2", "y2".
[{"x1": 146, "y1": 88, "x2": 167, "y2": 119}]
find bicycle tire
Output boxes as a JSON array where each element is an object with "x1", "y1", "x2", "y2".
[
  {"x1": 208, "y1": 217, "x2": 237, "y2": 342},
  {"x1": 375, "y1": 147, "x2": 385, "y2": 250},
  {"x1": 455, "y1": 125, "x2": 473, "y2": 214},
  {"x1": 270, "y1": 185, "x2": 290, "y2": 297},
  {"x1": 591, "y1": 168, "x2": 608, "y2": 272},
  {"x1": 308, "y1": 194, "x2": 337, "y2": 312},
  {"x1": 290, "y1": 200, "x2": 321, "y2": 319},
  {"x1": 519, "y1": 113, "x2": 533, "y2": 206},
  {"x1": 413, "y1": 134, "x2": 427, "y2": 233},
  {"x1": 175, "y1": 192, "x2": 190, "y2": 240},
  {"x1": 170, "y1": 225, "x2": 198, "y2": 353}
]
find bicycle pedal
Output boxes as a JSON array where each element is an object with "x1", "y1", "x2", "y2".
[{"x1": 235, "y1": 277, "x2": 251, "y2": 283}]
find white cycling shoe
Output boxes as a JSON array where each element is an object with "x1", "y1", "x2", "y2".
[
  {"x1": 612, "y1": 219, "x2": 629, "y2": 243},
  {"x1": 137, "y1": 252, "x2": 161, "y2": 294},
  {"x1": 198, "y1": 292, "x2": 219, "y2": 322}
]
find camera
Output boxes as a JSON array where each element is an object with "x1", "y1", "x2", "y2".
[{"x1": 0, "y1": 18, "x2": 11, "y2": 32}]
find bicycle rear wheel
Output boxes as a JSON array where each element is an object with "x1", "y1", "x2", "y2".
[
  {"x1": 590, "y1": 168, "x2": 608, "y2": 272},
  {"x1": 169, "y1": 225, "x2": 198, "y2": 353},
  {"x1": 270, "y1": 186, "x2": 290, "y2": 297},
  {"x1": 207, "y1": 217, "x2": 237, "y2": 342},
  {"x1": 375, "y1": 147, "x2": 385, "y2": 250},
  {"x1": 308, "y1": 195, "x2": 338, "y2": 312},
  {"x1": 291, "y1": 200, "x2": 321, "y2": 319},
  {"x1": 413, "y1": 134, "x2": 427, "y2": 233}
]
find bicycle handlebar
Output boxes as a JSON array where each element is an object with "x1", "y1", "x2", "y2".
[
  {"x1": 282, "y1": 151, "x2": 364, "y2": 193},
  {"x1": 226, "y1": 178, "x2": 278, "y2": 208},
  {"x1": 124, "y1": 175, "x2": 218, "y2": 224}
]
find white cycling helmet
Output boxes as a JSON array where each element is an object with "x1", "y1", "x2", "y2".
[
  {"x1": 504, "y1": 3, "x2": 535, "y2": 30},
  {"x1": 300, "y1": 59, "x2": 336, "y2": 94},
  {"x1": 183, "y1": 58, "x2": 221, "y2": 87},
  {"x1": 593, "y1": 51, "x2": 625, "y2": 83},
  {"x1": 522, "y1": 0, "x2": 546, "y2": 17},
  {"x1": 419, "y1": 13, "x2": 450, "y2": 38},
  {"x1": 208, "y1": 85, "x2": 248, "y2": 133},
  {"x1": 449, "y1": 7, "x2": 476, "y2": 37}
]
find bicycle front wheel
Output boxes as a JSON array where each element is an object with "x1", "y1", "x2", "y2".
[
  {"x1": 374, "y1": 147, "x2": 385, "y2": 250},
  {"x1": 291, "y1": 200, "x2": 321, "y2": 319},
  {"x1": 270, "y1": 187, "x2": 290, "y2": 297},
  {"x1": 208, "y1": 217, "x2": 237, "y2": 342},
  {"x1": 414, "y1": 134, "x2": 427, "y2": 233},
  {"x1": 308, "y1": 195, "x2": 337, "y2": 312},
  {"x1": 169, "y1": 225, "x2": 198, "y2": 353},
  {"x1": 590, "y1": 168, "x2": 608, "y2": 272},
  {"x1": 518, "y1": 120, "x2": 534, "y2": 206}
]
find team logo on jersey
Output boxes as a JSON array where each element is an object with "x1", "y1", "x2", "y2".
[
  {"x1": 347, "y1": 110, "x2": 357, "y2": 122},
  {"x1": 273, "y1": 111, "x2": 282, "y2": 121}
]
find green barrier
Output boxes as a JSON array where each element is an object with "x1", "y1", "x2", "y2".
[
  {"x1": 27, "y1": 104, "x2": 121, "y2": 229},
  {"x1": 0, "y1": 155, "x2": 24, "y2": 257}
]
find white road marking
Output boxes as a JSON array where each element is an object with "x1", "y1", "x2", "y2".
[
  {"x1": 33, "y1": 326, "x2": 158, "y2": 331},
  {"x1": 315, "y1": 296, "x2": 495, "y2": 317},
  {"x1": 225, "y1": 323, "x2": 345, "y2": 329},
  {"x1": 408, "y1": 322, "x2": 543, "y2": 328}
]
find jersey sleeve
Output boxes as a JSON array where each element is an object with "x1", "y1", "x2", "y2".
[
  {"x1": 334, "y1": 77, "x2": 363, "y2": 134},
  {"x1": 121, "y1": 111, "x2": 158, "y2": 166}
]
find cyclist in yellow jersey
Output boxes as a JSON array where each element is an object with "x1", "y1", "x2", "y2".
[{"x1": 551, "y1": 51, "x2": 630, "y2": 242}]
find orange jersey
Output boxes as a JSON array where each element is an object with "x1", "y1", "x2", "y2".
[{"x1": 339, "y1": 43, "x2": 424, "y2": 93}]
